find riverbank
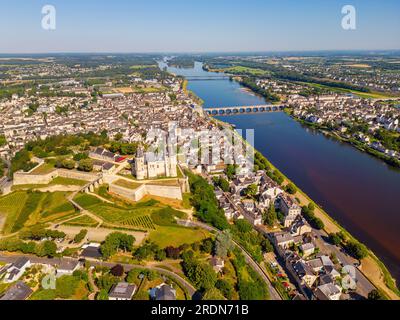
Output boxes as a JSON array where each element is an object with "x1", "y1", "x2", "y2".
[
  {"x1": 284, "y1": 108, "x2": 400, "y2": 169},
  {"x1": 181, "y1": 79, "x2": 204, "y2": 106},
  {"x1": 213, "y1": 116, "x2": 399, "y2": 300}
]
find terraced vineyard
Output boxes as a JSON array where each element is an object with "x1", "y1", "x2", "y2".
[
  {"x1": 74, "y1": 193, "x2": 161, "y2": 229},
  {"x1": 0, "y1": 191, "x2": 28, "y2": 234},
  {"x1": 64, "y1": 215, "x2": 99, "y2": 227},
  {"x1": 73, "y1": 193, "x2": 189, "y2": 231},
  {"x1": 0, "y1": 191, "x2": 75, "y2": 234},
  {"x1": 120, "y1": 215, "x2": 155, "y2": 230}
]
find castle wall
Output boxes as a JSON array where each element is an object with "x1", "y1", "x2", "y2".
[
  {"x1": 145, "y1": 184, "x2": 182, "y2": 200},
  {"x1": 109, "y1": 181, "x2": 182, "y2": 202},
  {"x1": 57, "y1": 169, "x2": 98, "y2": 181},
  {"x1": 13, "y1": 170, "x2": 58, "y2": 185},
  {"x1": 13, "y1": 168, "x2": 98, "y2": 186}
]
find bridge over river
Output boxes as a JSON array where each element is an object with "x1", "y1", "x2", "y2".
[
  {"x1": 205, "y1": 104, "x2": 286, "y2": 115},
  {"x1": 185, "y1": 75, "x2": 231, "y2": 81}
]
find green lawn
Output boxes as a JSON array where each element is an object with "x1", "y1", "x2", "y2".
[
  {"x1": 113, "y1": 179, "x2": 142, "y2": 190},
  {"x1": 30, "y1": 163, "x2": 56, "y2": 174},
  {"x1": 149, "y1": 225, "x2": 210, "y2": 248}
]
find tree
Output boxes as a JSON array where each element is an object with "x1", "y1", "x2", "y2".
[
  {"x1": 35, "y1": 240, "x2": 57, "y2": 257},
  {"x1": 244, "y1": 184, "x2": 258, "y2": 198},
  {"x1": 78, "y1": 159, "x2": 93, "y2": 172},
  {"x1": 61, "y1": 159, "x2": 75, "y2": 170},
  {"x1": 307, "y1": 202, "x2": 315, "y2": 212},
  {"x1": 155, "y1": 249, "x2": 167, "y2": 261},
  {"x1": 181, "y1": 251, "x2": 217, "y2": 290},
  {"x1": 165, "y1": 246, "x2": 181, "y2": 259},
  {"x1": 329, "y1": 233, "x2": 342, "y2": 246},
  {"x1": 188, "y1": 172, "x2": 229, "y2": 230},
  {"x1": 110, "y1": 264, "x2": 124, "y2": 277},
  {"x1": 100, "y1": 232, "x2": 135, "y2": 259},
  {"x1": 225, "y1": 164, "x2": 238, "y2": 180},
  {"x1": 235, "y1": 219, "x2": 253, "y2": 233},
  {"x1": 312, "y1": 217, "x2": 325, "y2": 230},
  {"x1": 133, "y1": 241, "x2": 160, "y2": 261},
  {"x1": 215, "y1": 230, "x2": 233, "y2": 258},
  {"x1": 96, "y1": 274, "x2": 119, "y2": 292},
  {"x1": 368, "y1": 289, "x2": 386, "y2": 300},
  {"x1": 346, "y1": 240, "x2": 368, "y2": 260},
  {"x1": 261, "y1": 238, "x2": 274, "y2": 253},
  {"x1": 214, "y1": 176, "x2": 230, "y2": 192},
  {"x1": 264, "y1": 205, "x2": 277, "y2": 227},
  {"x1": 74, "y1": 229, "x2": 88, "y2": 243},
  {"x1": 285, "y1": 183, "x2": 297, "y2": 195},
  {"x1": 97, "y1": 289, "x2": 109, "y2": 300},
  {"x1": 200, "y1": 238, "x2": 214, "y2": 254},
  {"x1": 73, "y1": 152, "x2": 88, "y2": 161},
  {"x1": 202, "y1": 288, "x2": 225, "y2": 300},
  {"x1": 215, "y1": 279, "x2": 234, "y2": 299}
]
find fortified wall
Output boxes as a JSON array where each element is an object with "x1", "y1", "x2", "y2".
[
  {"x1": 13, "y1": 166, "x2": 98, "y2": 186},
  {"x1": 109, "y1": 182, "x2": 183, "y2": 202}
]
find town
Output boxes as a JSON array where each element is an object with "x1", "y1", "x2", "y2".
[{"x1": 0, "y1": 53, "x2": 397, "y2": 302}]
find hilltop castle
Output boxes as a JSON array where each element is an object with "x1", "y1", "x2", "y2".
[{"x1": 133, "y1": 146, "x2": 177, "y2": 180}]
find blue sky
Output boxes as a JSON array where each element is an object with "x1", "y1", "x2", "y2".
[{"x1": 1, "y1": 0, "x2": 399, "y2": 53}]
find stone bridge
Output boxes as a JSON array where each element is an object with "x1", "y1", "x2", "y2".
[
  {"x1": 81, "y1": 175, "x2": 104, "y2": 194},
  {"x1": 205, "y1": 105, "x2": 285, "y2": 116}
]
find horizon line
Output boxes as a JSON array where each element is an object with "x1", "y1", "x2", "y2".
[{"x1": 1, "y1": 49, "x2": 400, "y2": 56}]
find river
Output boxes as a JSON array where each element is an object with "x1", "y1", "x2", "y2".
[{"x1": 159, "y1": 60, "x2": 400, "y2": 285}]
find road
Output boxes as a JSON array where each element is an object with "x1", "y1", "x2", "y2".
[
  {"x1": 0, "y1": 253, "x2": 196, "y2": 298},
  {"x1": 177, "y1": 219, "x2": 282, "y2": 300}
]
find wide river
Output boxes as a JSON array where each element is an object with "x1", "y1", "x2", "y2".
[{"x1": 160, "y1": 61, "x2": 400, "y2": 284}]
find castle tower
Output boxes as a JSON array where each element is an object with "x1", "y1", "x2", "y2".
[
  {"x1": 167, "y1": 143, "x2": 177, "y2": 177},
  {"x1": 134, "y1": 148, "x2": 146, "y2": 180}
]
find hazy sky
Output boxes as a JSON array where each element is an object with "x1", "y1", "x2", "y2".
[{"x1": 1, "y1": 0, "x2": 399, "y2": 53}]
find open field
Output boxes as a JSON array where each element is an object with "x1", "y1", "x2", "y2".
[
  {"x1": 30, "y1": 163, "x2": 56, "y2": 174},
  {"x1": 344, "y1": 64, "x2": 372, "y2": 68},
  {"x1": 113, "y1": 179, "x2": 142, "y2": 189},
  {"x1": 298, "y1": 81, "x2": 399, "y2": 99},
  {"x1": 224, "y1": 66, "x2": 270, "y2": 76},
  {"x1": 0, "y1": 191, "x2": 76, "y2": 234},
  {"x1": 149, "y1": 225, "x2": 210, "y2": 248}
]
